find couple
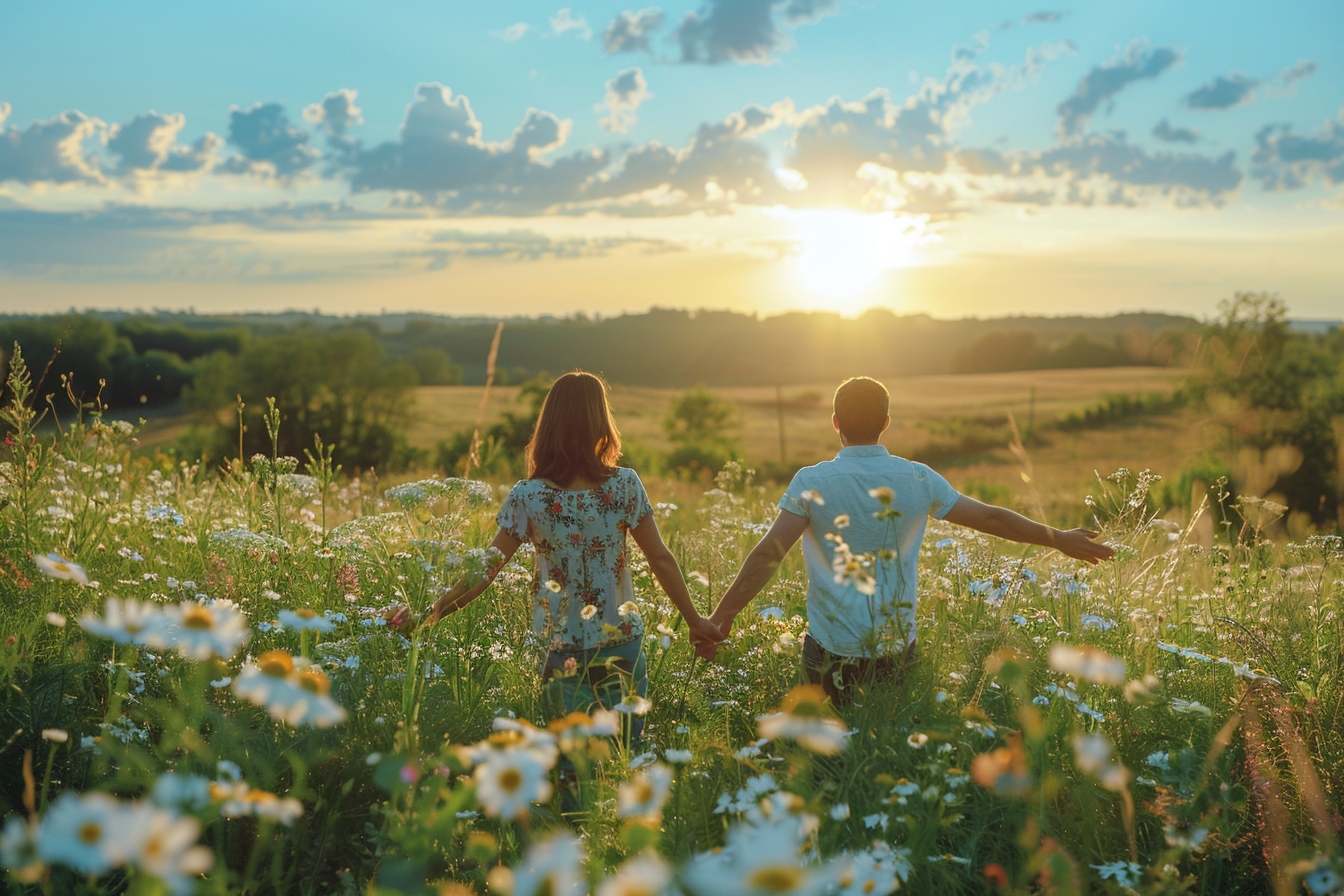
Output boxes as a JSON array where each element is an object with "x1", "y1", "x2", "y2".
[{"x1": 428, "y1": 371, "x2": 1112, "y2": 735}]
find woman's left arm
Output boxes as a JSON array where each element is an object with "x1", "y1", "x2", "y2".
[
  {"x1": 629, "y1": 514, "x2": 723, "y2": 645},
  {"x1": 426, "y1": 528, "x2": 522, "y2": 624}
]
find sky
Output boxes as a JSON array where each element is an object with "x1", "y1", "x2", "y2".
[{"x1": 1, "y1": 0, "x2": 1341, "y2": 320}]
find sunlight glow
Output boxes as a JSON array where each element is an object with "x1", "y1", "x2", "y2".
[{"x1": 789, "y1": 210, "x2": 925, "y2": 311}]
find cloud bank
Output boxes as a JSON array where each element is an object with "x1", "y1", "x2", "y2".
[{"x1": 1056, "y1": 41, "x2": 1179, "y2": 135}]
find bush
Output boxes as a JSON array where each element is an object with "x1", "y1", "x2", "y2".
[{"x1": 663, "y1": 386, "x2": 741, "y2": 479}]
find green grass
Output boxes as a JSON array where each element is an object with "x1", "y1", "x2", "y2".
[{"x1": 2, "y1": 370, "x2": 1343, "y2": 895}]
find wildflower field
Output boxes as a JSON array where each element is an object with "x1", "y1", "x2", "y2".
[{"x1": 3, "y1": 346, "x2": 1344, "y2": 896}]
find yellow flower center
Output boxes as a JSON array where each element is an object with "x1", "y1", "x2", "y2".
[
  {"x1": 246, "y1": 789, "x2": 274, "y2": 806},
  {"x1": 779, "y1": 684, "x2": 830, "y2": 719},
  {"x1": 633, "y1": 780, "x2": 655, "y2": 804},
  {"x1": 746, "y1": 865, "x2": 804, "y2": 893},
  {"x1": 295, "y1": 608, "x2": 317, "y2": 619},
  {"x1": 863, "y1": 881, "x2": 877, "y2": 894},
  {"x1": 258, "y1": 650, "x2": 295, "y2": 678},
  {"x1": 181, "y1": 605, "x2": 215, "y2": 630},
  {"x1": 499, "y1": 768, "x2": 523, "y2": 793},
  {"x1": 296, "y1": 668, "x2": 331, "y2": 695},
  {"x1": 78, "y1": 821, "x2": 102, "y2": 844}
]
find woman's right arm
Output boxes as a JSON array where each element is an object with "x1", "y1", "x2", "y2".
[{"x1": 427, "y1": 528, "x2": 522, "y2": 624}]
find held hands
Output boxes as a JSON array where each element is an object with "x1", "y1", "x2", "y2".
[
  {"x1": 1054, "y1": 527, "x2": 1115, "y2": 564},
  {"x1": 687, "y1": 614, "x2": 725, "y2": 649},
  {"x1": 691, "y1": 611, "x2": 733, "y2": 661}
]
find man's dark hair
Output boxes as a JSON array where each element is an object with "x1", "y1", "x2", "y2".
[{"x1": 833, "y1": 377, "x2": 889, "y2": 442}]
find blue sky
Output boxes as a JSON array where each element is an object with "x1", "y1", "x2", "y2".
[{"x1": 1, "y1": 0, "x2": 1341, "y2": 318}]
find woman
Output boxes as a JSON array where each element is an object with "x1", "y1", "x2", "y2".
[{"x1": 428, "y1": 371, "x2": 720, "y2": 742}]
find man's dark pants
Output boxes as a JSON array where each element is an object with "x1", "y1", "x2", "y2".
[{"x1": 801, "y1": 633, "x2": 916, "y2": 707}]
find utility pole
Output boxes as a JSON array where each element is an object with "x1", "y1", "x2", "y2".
[
  {"x1": 775, "y1": 384, "x2": 787, "y2": 462},
  {"x1": 1027, "y1": 386, "x2": 1036, "y2": 441}
]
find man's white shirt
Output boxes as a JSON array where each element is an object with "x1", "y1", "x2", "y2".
[{"x1": 779, "y1": 445, "x2": 961, "y2": 658}]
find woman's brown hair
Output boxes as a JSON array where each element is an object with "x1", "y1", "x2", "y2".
[{"x1": 525, "y1": 371, "x2": 622, "y2": 487}]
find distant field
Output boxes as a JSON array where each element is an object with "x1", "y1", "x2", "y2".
[
  {"x1": 126, "y1": 366, "x2": 1192, "y2": 523},
  {"x1": 410, "y1": 366, "x2": 1193, "y2": 523}
]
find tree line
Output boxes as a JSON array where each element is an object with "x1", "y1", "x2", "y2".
[{"x1": 2, "y1": 301, "x2": 1340, "y2": 526}]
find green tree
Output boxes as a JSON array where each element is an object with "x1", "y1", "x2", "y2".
[
  {"x1": 435, "y1": 375, "x2": 551, "y2": 476},
  {"x1": 196, "y1": 326, "x2": 419, "y2": 471},
  {"x1": 408, "y1": 347, "x2": 463, "y2": 386},
  {"x1": 663, "y1": 386, "x2": 740, "y2": 479},
  {"x1": 1188, "y1": 292, "x2": 1344, "y2": 524}
]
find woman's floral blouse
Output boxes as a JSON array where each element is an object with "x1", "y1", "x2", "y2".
[{"x1": 497, "y1": 467, "x2": 654, "y2": 651}]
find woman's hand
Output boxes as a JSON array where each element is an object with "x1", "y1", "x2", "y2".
[
  {"x1": 686, "y1": 614, "x2": 724, "y2": 649},
  {"x1": 686, "y1": 614, "x2": 725, "y2": 660}
]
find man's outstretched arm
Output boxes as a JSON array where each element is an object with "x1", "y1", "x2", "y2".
[
  {"x1": 700, "y1": 509, "x2": 810, "y2": 656},
  {"x1": 941, "y1": 495, "x2": 1114, "y2": 564}
]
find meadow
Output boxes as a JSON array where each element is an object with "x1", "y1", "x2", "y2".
[{"x1": 3, "y1": 344, "x2": 1343, "y2": 896}]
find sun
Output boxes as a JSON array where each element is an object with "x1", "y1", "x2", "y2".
[{"x1": 789, "y1": 209, "x2": 922, "y2": 312}]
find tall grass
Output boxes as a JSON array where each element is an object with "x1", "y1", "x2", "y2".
[{"x1": 1, "y1": 351, "x2": 1341, "y2": 895}]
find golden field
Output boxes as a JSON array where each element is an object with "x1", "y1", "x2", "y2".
[{"x1": 409, "y1": 367, "x2": 1190, "y2": 519}]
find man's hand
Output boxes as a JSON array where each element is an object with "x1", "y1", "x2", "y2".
[
  {"x1": 692, "y1": 611, "x2": 735, "y2": 660},
  {"x1": 944, "y1": 497, "x2": 1116, "y2": 566},
  {"x1": 687, "y1": 614, "x2": 725, "y2": 647},
  {"x1": 1054, "y1": 527, "x2": 1114, "y2": 564}
]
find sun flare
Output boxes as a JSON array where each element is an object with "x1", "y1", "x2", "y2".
[{"x1": 789, "y1": 210, "x2": 925, "y2": 312}]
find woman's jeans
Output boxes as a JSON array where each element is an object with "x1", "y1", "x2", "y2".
[{"x1": 542, "y1": 637, "x2": 648, "y2": 748}]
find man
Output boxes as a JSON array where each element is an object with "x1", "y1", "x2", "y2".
[{"x1": 697, "y1": 376, "x2": 1114, "y2": 705}]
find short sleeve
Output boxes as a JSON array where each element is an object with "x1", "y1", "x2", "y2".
[
  {"x1": 917, "y1": 464, "x2": 962, "y2": 519},
  {"x1": 623, "y1": 469, "x2": 654, "y2": 529},
  {"x1": 778, "y1": 470, "x2": 813, "y2": 519},
  {"x1": 496, "y1": 483, "x2": 529, "y2": 540}
]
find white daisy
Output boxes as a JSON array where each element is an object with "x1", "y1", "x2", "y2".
[
  {"x1": 615, "y1": 694, "x2": 653, "y2": 716},
  {"x1": 212, "y1": 781, "x2": 304, "y2": 825},
  {"x1": 1048, "y1": 644, "x2": 1126, "y2": 686},
  {"x1": 80, "y1": 597, "x2": 160, "y2": 645},
  {"x1": 143, "y1": 600, "x2": 251, "y2": 661},
  {"x1": 510, "y1": 831, "x2": 586, "y2": 896},
  {"x1": 598, "y1": 852, "x2": 674, "y2": 896},
  {"x1": 126, "y1": 804, "x2": 213, "y2": 896},
  {"x1": 277, "y1": 608, "x2": 335, "y2": 633},
  {"x1": 35, "y1": 791, "x2": 137, "y2": 874},
  {"x1": 473, "y1": 748, "x2": 554, "y2": 820},
  {"x1": 0, "y1": 816, "x2": 43, "y2": 883},
  {"x1": 233, "y1": 651, "x2": 347, "y2": 728},
  {"x1": 757, "y1": 686, "x2": 849, "y2": 756},
  {"x1": 618, "y1": 763, "x2": 673, "y2": 822},
  {"x1": 1073, "y1": 733, "x2": 1130, "y2": 792},
  {"x1": 33, "y1": 553, "x2": 89, "y2": 585}
]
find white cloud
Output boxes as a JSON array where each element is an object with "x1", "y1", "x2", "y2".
[
  {"x1": 107, "y1": 111, "x2": 220, "y2": 175},
  {"x1": 674, "y1": 0, "x2": 835, "y2": 65},
  {"x1": 1057, "y1": 41, "x2": 1180, "y2": 135},
  {"x1": 0, "y1": 109, "x2": 106, "y2": 184},
  {"x1": 1252, "y1": 109, "x2": 1344, "y2": 190},
  {"x1": 492, "y1": 22, "x2": 530, "y2": 42},
  {"x1": 1183, "y1": 72, "x2": 1258, "y2": 110},
  {"x1": 603, "y1": 8, "x2": 664, "y2": 54},
  {"x1": 550, "y1": 8, "x2": 592, "y2": 39},
  {"x1": 224, "y1": 102, "x2": 319, "y2": 177},
  {"x1": 599, "y1": 68, "x2": 652, "y2": 133},
  {"x1": 304, "y1": 89, "x2": 364, "y2": 137},
  {"x1": 350, "y1": 83, "x2": 607, "y2": 213}
]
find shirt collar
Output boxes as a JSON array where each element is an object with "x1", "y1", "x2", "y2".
[{"x1": 836, "y1": 444, "x2": 891, "y2": 458}]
